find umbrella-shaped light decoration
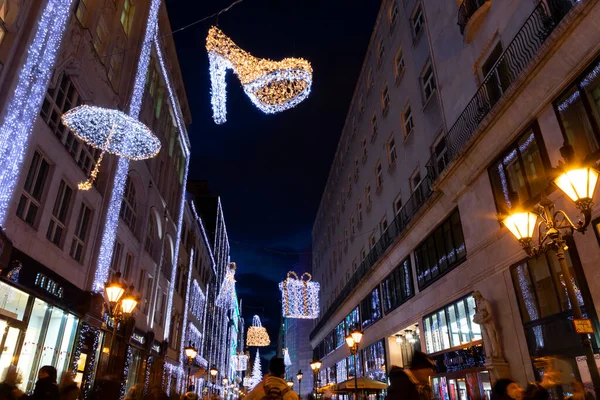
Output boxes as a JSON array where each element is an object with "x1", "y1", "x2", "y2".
[
  {"x1": 206, "y1": 26, "x2": 313, "y2": 124},
  {"x1": 61, "y1": 105, "x2": 161, "y2": 190},
  {"x1": 279, "y1": 272, "x2": 320, "y2": 319},
  {"x1": 216, "y1": 262, "x2": 237, "y2": 309},
  {"x1": 246, "y1": 315, "x2": 270, "y2": 347}
]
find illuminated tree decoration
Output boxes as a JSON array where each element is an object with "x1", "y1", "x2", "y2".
[
  {"x1": 283, "y1": 348, "x2": 292, "y2": 367},
  {"x1": 246, "y1": 315, "x2": 270, "y2": 347},
  {"x1": 61, "y1": 105, "x2": 161, "y2": 190},
  {"x1": 233, "y1": 352, "x2": 249, "y2": 371},
  {"x1": 206, "y1": 26, "x2": 313, "y2": 124},
  {"x1": 249, "y1": 349, "x2": 262, "y2": 390},
  {"x1": 279, "y1": 272, "x2": 320, "y2": 319},
  {"x1": 216, "y1": 262, "x2": 236, "y2": 309}
]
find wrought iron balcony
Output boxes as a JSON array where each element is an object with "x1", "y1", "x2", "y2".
[
  {"x1": 428, "y1": 0, "x2": 576, "y2": 183},
  {"x1": 310, "y1": 174, "x2": 434, "y2": 340},
  {"x1": 458, "y1": 0, "x2": 489, "y2": 35}
]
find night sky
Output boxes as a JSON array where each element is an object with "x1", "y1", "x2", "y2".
[{"x1": 165, "y1": 0, "x2": 381, "y2": 361}]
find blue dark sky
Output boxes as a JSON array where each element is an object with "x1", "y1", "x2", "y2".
[{"x1": 165, "y1": 0, "x2": 381, "y2": 361}]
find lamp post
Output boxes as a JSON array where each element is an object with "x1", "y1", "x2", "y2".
[
  {"x1": 296, "y1": 370, "x2": 303, "y2": 397},
  {"x1": 223, "y1": 378, "x2": 229, "y2": 399},
  {"x1": 287, "y1": 379, "x2": 294, "y2": 389},
  {"x1": 104, "y1": 272, "x2": 138, "y2": 372},
  {"x1": 310, "y1": 359, "x2": 321, "y2": 398},
  {"x1": 184, "y1": 342, "x2": 198, "y2": 390},
  {"x1": 345, "y1": 330, "x2": 363, "y2": 400},
  {"x1": 501, "y1": 152, "x2": 600, "y2": 395},
  {"x1": 210, "y1": 366, "x2": 218, "y2": 395}
]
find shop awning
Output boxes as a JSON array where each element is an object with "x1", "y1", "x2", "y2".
[
  {"x1": 316, "y1": 383, "x2": 338, "y2": 393},
  {"x1": 336, "y1": 377, "x2": 387, "y2": 391}
]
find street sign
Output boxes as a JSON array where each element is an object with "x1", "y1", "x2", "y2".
[{"x1": 574, "y1": 318, "x2": 594, "y2": 334}]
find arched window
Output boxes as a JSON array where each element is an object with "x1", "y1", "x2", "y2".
[
  {"x1": 120, "y1": 176, "x2": 137, "y2": 231},
  {"x1": 145, "y1": 215, "x2": 156, "y2": 255}
]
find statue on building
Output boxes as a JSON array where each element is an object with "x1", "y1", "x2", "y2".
[{"x1": 472, "y1": 291, "x2": 502, "y2": 359}]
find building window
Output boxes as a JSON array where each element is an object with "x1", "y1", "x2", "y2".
[
  {"x1": 371, "y1": 115, "x2": 378, "y2": 142},
  {"x1": 120, "y1": 176, "x2": 137, "y2": 232},
  {"x1": 93, "y1": 15, "x2": 109, "y2": 56},
  {"x1": 381, "y1": 84, "x2": 390, "y2": 115},
  {"x1": 488, "y1": 125, "x2": 549, "y2": 214},
  {"x1": 554, "y1": 56, "x2": 600, "y2": 162},
  {"x1": 412, "y1": 5, "x2": 425, "y2": 39},
  {"x1": 369, "y1": 233, "x2": 376, "y2": 248},
  {"x1": 352, "y1": 259, "x2": 357, "y2": 272},
  {"x1": 145, "y1": 217, "x2": 156, "y2": 256},
  {"x1": 414, "y1": 209, "x2": 466, "y2": 289},
  {"x1": 357, "y1": 200, "x2": 363, "y2": 225},
  {"x1": 395, "y1": 48, "x2": 405, "y2": 81},
  {"x1": 422, "y1": 294, "x2": 481, "y2": 353},
  {"x1": 389, "y1": 1, "x2": 399, "y2": 27},
  {"x1": 380, "y1": 216, "x2": 388, "y2": 235},
  {"x1": 46, "y1": 180, "x2": 73, "y2": 247},
  {"x1": 411, "y1": 170, "x2": 422, "y2": 194},
  {"x1": 70, "y1": 203, "x2": 92, "y2": 263},
  {"x1": 344, "y1": 228, "x2": 349, "y2": 248},
  {"x1": 393, "y1": 193, "x2": 402, "y2": 215},
  {"x1": 40, "y1": 74, "x2": 100, "y2": 177},
  {"x1": 108, "y1": 51, "x2": 124, "y2": 87},
  {"x1": 361, "y1": 288, "x2": 382, "y2": 329},
  {"x1": 360, "y1": 247, "x2": 366, "y2": 261},
  {"x1": 367, "y1": 69, "x2": 374, "y2": 93},
  {"x1": 110, "y1": 241, "x2": 123, "y2": 278},
  {"x1": 143, "y1": 276, "x2": 153, "y2": 314},
  {"x1": 387, "y1": 137, "x2": 397, "y2": 165},
  {"x1": 361, "y1": 137, "x2": 368, "y2": 164},
  {"x1": 75, "y1": 0, "x2": 90, "y2": 26},
  {"x1": 123, "y1": 252, "x2": 134, "y2": 282},
  {"x1": 335, "y1": 321, "x2": 346, "y2": 348},
  {"x1": 482, "y1": 42, "x2": 510, "y2": 107},
  {"x1": 16, "y1": 151, "x2": 50, "y2": 227},
  {"x1": 358, "y1": 96, "x2": 364, "y2": 118},
  {"x1": 350, "y1": 215, "x2": 356, "y2": 236},
  {"x1": 363, "y1": 339, "x2": 387, "y2": 382},
  {"x1": 120, "y1": 0, "x2": 135, "y2": 37},
  {"x1": 432, "y1": 135, "x2": 449, "y2": 174},
  {"x1": 365, "y1": 182, "x2": 372, "y2": 210},
  {"x1": 381, "y1": 257, "x2": 414, "y2": 314},
  {"x1": 422, "y1": 62, "x2": 436, "y2": 101},
  {"x1": 345, "y1": 307, "x2": 361, "y2": 335},
  {"x1": 377, "y1": 38, "x2": 385, "y2": 66},
  {"x1": 403, "y1": 105, "x2": 414, "y2": 136},
  {"x1": 375, "y1": 161, "x2": 383, "y2": 190}
]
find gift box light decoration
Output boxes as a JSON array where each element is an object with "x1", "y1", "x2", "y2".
[
  {"x1": 279, "y1": 272, "x2": 320, "y2": 319},
  {"x1": 233, "y1": 352, "x2": 249, "y2": 371},
  {"x1": 246, "y1": 315, "x2": 270, "y2": 347},
  {"x1": 61, "y1": 106, "x2": 161, "y2": 190},
  {"x1": 206, "y1": 26, "x2": 313, "y2": 124},
  {"x1": 216, "y1": 262, "x2": 237, "y2": 309}
]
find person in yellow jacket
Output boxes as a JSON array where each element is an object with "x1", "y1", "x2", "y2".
[{"x1": 246, "y1": 358, "x2": 299, "y2": 400}]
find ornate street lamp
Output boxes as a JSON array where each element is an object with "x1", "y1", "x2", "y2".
[
  {"x1": 210, "y1": 366, "x2": 218, "y2": 395},
  {"x1": 500, "y1": 151, "x2": 600, "y2": 394},
  {"x1": 184, "y1": 342, "x2": 198, "y2": 389},
  {"x1": 310, "y1": 359, "x2": 321, "y2": 398},
  {"x1": 345, "y1": 330, "x2": 363, "y2": 400},
  {"x1": 104, "y1": 273, "x2": 138, "y2": 371},
  {"x1": 286, "y1": 379, "x2": 294, "y2": 389},
  {"x1": 296, "y1": 370, "x2": 303, "y2": 397}
]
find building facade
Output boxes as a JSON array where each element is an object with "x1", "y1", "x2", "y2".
[{"x1": 311, "y1": 0, "x2": 600, "y2": 399}]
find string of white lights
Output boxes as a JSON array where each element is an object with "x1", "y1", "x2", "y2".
[
  {"x1": 190, "y1": 280, "x2": 205, "y2": 321},
  {"x1": 0, "y1": 0, "x2": 75, "y2": 226},
  {"x1": 216, "y1": 262, "x2": 236, "y2": 309},
  {"x1": 92, "y1": 0, "x2": 162, "y2": 292},
  {"x1": 179, "y1": 248, "x2": 194, "y2": 365},
  {"x1": 191, "y1": 201, "x2": 217, "y2": 272}
]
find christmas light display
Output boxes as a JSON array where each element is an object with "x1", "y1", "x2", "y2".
[
  {"x1": 216, "y1": 262, "x2": 236, "y2": 309},
  {"x1": 0, "y1": 0, "x2": 74, "y2": 226},
  {"x1": 283, "y1": 348, "x2": 292, "y2": 367},
  {"x1": 190, "y1": 280, "x2": 205, "y2": 321},
  {"x1": 93, "y1": 0, "x2": 162, "y2": 293},
  {"x1": 71, "y1": 324, "x2": 100, "y2": 400},
  {"x1": 0, "y1": 260, "x2": 22, "y2": 305},
  {"x1": 246, "y1": 315, "x2": 270, "y2": 347},
  {"x1": 279, "y1": 272, "x2": 320, "y2": 319},
  {"x1": 61, "y1": 106, "x2": 161, "y2": 189},
  {"x1": 249, "y1": 349, "x2": 262, "y2": 390},
  {"x1": 121, "y1": 345, "x2": 133, "y2": 399},
  {"x1": 233, "y1": 352, "x2": 249, "y2": 371},
  {"x1": 206, "y1": 26, "x2": 313, "y2": 124}
]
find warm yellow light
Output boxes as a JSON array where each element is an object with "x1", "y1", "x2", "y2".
[
  {"x1": 120, "y1": 287, "x2": 138, "y2": 314},
  {"x1": 310, "y1": 360, "x2": 321, "y2": 372},
  {"x1": 185, "y1": 343, "x2": 198, "y2": 359},
  {"x1": 502, "y1": 211, "x2": 537, "y2": 241},
  {"x1": 210, "y1": 367, "x2": 218, "y2": 377},
  {"x1": 105, "y1": 274, "x2": 125, "y2": 303},
  {"x1": 287, "y1": 380, "x2": 294, "y2": 388},
  {"x1": 296, "y1": 370, "x2": 303, "y2": 381},
  {"x1": 345, "y1": 336, "x2": 355, "y2": 348},
  {"x1": 351, "y1": 330, "x2": 363, "y2": 344},
  {"x1": 554, "y1": 167, "x2": 599, "y2": 204},
  {"x1": 223, "y1": 378, "x2": 229, "y2": 385}
]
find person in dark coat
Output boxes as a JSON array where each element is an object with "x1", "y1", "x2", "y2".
[
  {"x1": 385, "y1": 351, "x2": 436, "y2": 400},
  {"x1": 0, "y1": 366, "x2": 26, "y2": 400},
  {"x1": 58, "y1": 372, "x2": 79, "y2": 400},
  {"x1": 30, "y1": 365, "x2": 59, "y2": 400}
]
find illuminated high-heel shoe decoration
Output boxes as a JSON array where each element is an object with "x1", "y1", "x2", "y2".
[
  {"x1": 206, "y1": 26, "x2": 313, "y2": 124},
  {"x1": 61, "y1": 105, "x2": 161, "y2": 190}
]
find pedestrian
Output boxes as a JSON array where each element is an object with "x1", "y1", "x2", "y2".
[
  {"x1": 58, "y1": 372, "x2": 79, "y2": 400},
  {"x1": 0, "y1": 366, "x2": 26, "y2": 400},
  {"x1": 181, "y1": 385, "x2": 198, "y2": 400},
  {"x1": 246, "y1": 357, "x2": 299, "y2": 400},
  {"x1": 29, "y1": 365, "x2": 59, "y2": 400},
  {"x1": 385, "y1": 351, "x2": 436, "y2": 400},
  {"x1": 491, "y1": 379, "x2": 523, "y2": 400}
]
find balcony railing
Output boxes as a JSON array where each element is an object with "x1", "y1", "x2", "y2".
[
  {"x1": 310, "y1": 174, "x2": 434, "y2": 340},
  {"x1": 427, "y1": 0, "x2": 575, "y2": 182},
  {"x1": 458, "y1": 0, "x2": 488, "y2": 35}
]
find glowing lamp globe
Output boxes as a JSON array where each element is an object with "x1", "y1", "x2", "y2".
[
  {"x1": 185, "y1": 342, "x2": 198, "y2": 359},
  {"x1": 310, "y1": 360, "x2": 321, "y2": 372},
  {"x1": 120, "y1": 288, "x2": 138, "y2": 314},
  {"x1": 554, "y1": 167, "x2": 599, "y2": 208},
  {"x1": 105, "y1": 273, "x2": 125, "y2": 303},
  {"x1": 210, "y1": 367, "x2": 218, "y2": 377},
  {"x1": 296, "y1": 370, "x2": 303, "y2": 381},
  {"x1": 351, "y1": 330, "x2": 363, "y2": 344},
  {"x1": 345, "y1": 336, "x2": 355, "y2": 349},
  {"x1": 502, "y1": 211, "x2": 537, "y2": 242},
  {"x1": 287, "y1": 380, "x2": 294, "y2": 388}
]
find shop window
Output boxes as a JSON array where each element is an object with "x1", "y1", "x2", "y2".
[
  {"x1": 16, "y1": 151, "x2": 50, "y2": 227},
  {"x1": 324, "y1": 331, "x2": 334, "y2": 355},
  {"x1": 510, "y1": 242, "x2": 596, "y2": 356},
  {"x1": 422, "y1": 294, "x2": 481, "y2": 354},
  {"x1": 46, "y1": 180, "x2": 73, "y2": 248},
  {"x1": 381, "y1": 256, "x2": 414, "y2": 314},
  {"x1": 555, "y1": 61, "x2": 600, "y2": 161},
  {"x1": 70, "y1": 203, "x2": 92, "y2": 263},
  {"x1": 360, "y1": 287, "x2": 382, "y2": 329},
  {"x1": 0, "y1": 282, "x2": 29, "y2": 320},
  {"x1": 362, "y1": 339, "x2": 386, "y2": 382},
  {"x1": 414, "y1": 209, "x2": 466, "y2": 289},
  {"x1": 347, "y1": 353, "x2": 363, "y2": 379},
  {"x1": 335, "y1": 321, "x2": 345, "y2": 349},
  {"x1": 336, "y1": 359, "x2": 348, "y2": 383},
  {"x1": 345, "y1": 307, "x2": 360, "y2": 335},
  {"x1": 488, "y1": 125, "x2": 549, "y2": 214},
  {"x1": 120, "y1": 176, "x2": 137, "y2": 232}
]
